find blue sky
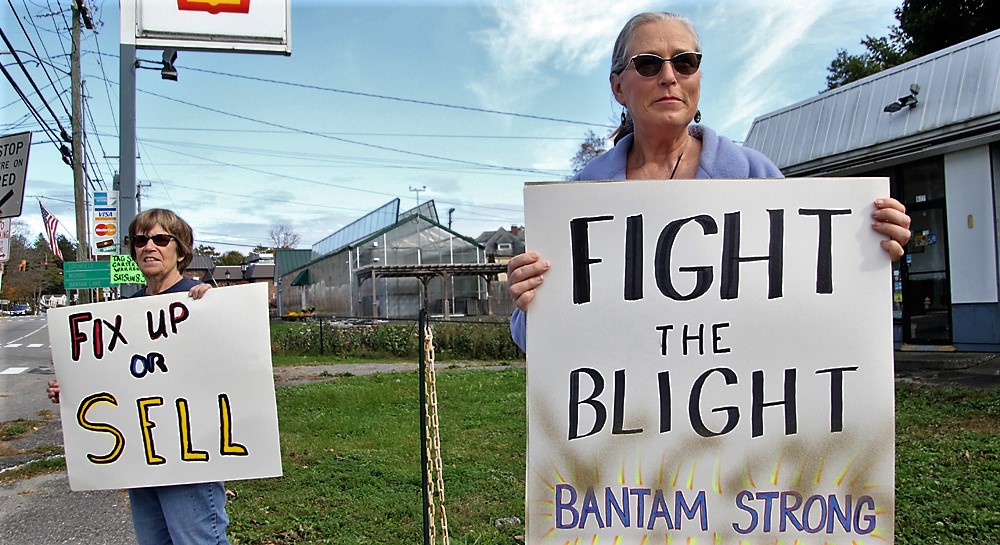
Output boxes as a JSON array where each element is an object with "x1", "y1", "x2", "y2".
[{"x1": 1, "y1": 0, "x2": 900, "y2": 254}]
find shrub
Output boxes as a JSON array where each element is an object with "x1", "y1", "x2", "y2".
[{"x1": 270, "y1": 320, "x2": 522, "y2": 361}]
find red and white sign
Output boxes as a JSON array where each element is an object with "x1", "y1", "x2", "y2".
[
  {"x1": 0, "y1": 218, "x2": 11, "y2": 263},
  {"x1": 95, "y1": 223, "x2": 117, "y2": 237},
  {"x1": 122, "y1": 0, "x2": 291, "y2": 55},
  {"x1": 178, "y1": 0, "x2": 251, "y2": 15}
]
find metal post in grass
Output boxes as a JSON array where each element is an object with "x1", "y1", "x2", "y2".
[
  {"x1": 319, "y1": 317, "x2": 324, "y2": 355},
  {"x1": 418, "y1": 309, "x2": 431, "y2": 545}
]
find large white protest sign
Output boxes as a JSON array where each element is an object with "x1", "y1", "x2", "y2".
[
  {"x1": 48, "y1": 283, "x2": 282, "y2": 491},
  {"x1": 524, "y1": 178, "x2": 894, "y2": 544}
]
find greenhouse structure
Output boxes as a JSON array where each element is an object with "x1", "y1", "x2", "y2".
[{"x1": 279, "y1": 199, "x2": 506, "y2": 319}]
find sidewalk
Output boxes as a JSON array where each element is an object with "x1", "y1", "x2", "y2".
[{"x1": 892, "y1": 350, "x2": 1000, "y2": 389}]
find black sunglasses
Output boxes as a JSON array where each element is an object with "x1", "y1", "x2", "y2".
[
  {"x1": 625, "y1": 52, "x2": 702, "y2": 77},
  {"x1": 132, "y1": 233, "x2": 176, "y2": 248}
]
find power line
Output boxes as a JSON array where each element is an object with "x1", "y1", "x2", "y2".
[
  {"x1": 134, "y1": 86, "x2": 565, "y2": 177},
  {"x1": 83, "y1": 88, "x2": 114, "y2": 182},
  {"x1": 0, "y1": 59, "x2": 63, "y2": 149},
  {"x1": 7, "y1": 0, "x2": 70, "y2": 118},
  {"x1": 89, "y1": 49, "x2": 612, "y2": 129},
  {"x1": 122, "y1": 125, "x2": 584, "y2": 141},
  {"x1": 139, "y1": 140, "x2": 527, "y2": 215},
  {"x1": 86, "y1": 1, "x2": 119, "y2": 139},
  {"x1": 0, "y1": 24, "x2": 71, "y2": 142},
  {"x1": 82, "y1": 69, "x2": 566, "y2": 178},
  {"x1": 135, "y1": 135, "x2": 565, "y2": 177}
]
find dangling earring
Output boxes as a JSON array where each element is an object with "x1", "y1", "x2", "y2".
[
  {"x1": 621, "y1": 109, "x2": 628, "y2": 125},
  {"x1": 694, "y1": 109, "x2": 702, "y2": 123}
]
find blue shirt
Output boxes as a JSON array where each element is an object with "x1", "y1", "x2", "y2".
[{"x1": 510, "y1": 125, "x2": 783, "y2": 351}]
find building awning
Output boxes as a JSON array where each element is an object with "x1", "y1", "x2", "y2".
[{"x1": 290, "y1": 269, "x2": 310, "y2": 286}]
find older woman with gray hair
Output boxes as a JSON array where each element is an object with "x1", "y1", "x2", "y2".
[{"x1": 507, "y1": 11, "x2": 912, "y2": 350}]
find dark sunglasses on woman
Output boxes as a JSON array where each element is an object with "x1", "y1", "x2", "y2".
[
  {"x1": 131, "y1": 234, "x2": 176, "y2": 248},
  {"x1": 625, "y1": 52, "x2": 702, "y2": 77}
]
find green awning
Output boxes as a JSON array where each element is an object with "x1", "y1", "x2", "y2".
[{"x1": 290, "y1": 269, "x2": 310, "y2": 286}]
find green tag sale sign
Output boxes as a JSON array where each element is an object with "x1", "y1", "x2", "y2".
[
  {"x1": 523, "y1": 178, "x2": 894, "y2": 545},
  {"x1": 47, "y1": 283, "x2": 282, "y2": 491}
]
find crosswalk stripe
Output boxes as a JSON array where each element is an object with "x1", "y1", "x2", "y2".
[
  {"x1": 0, "y1": 367, "x2": 30, "y2": 375},
  {"x1": 5, "y1": 343, "x2": 22, "y2": 347},
  {"x1": 27, "y1": 343, "x2": 44, "y2": 348}
]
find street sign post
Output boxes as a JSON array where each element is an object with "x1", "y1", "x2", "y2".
[
  {"x1": 0, "y1": 132, "x2": 31, "y2": 219},
  {"x1": 63, "y1": 261, "x2": 112, "y2": 289}
]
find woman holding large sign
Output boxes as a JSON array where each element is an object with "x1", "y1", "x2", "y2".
[
  {"x1": 47, "y1": 208, "x2": 231, "y2": 545},
  {"x1": 507, "y1": 11, "x2": 912, "y2": 350}
]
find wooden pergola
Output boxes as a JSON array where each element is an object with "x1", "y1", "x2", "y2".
[{"x1": 355, "y1": 263, "x2": 507, "y2": 319}]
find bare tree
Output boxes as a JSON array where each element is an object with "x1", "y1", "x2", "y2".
[
  {"x1": 269, "y1": 223, "x2": 301, "y2": 249},
  {"x1": 570, "y1": 130, "x2": 608, "y2": 177}
]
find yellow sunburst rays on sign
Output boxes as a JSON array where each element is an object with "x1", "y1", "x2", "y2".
[
  {"x1": 713, "y1": 457, "x2": 723, "y2": 495},
  {"x1": 618, "y1": 457, "x2": 644, "y2": 487},
  {"x1": 534, "y1": 462, "x2": 569, "y2": 529},
  {"x1": 742, "y1": 454, "x2": 758, "y2": 490},
  {"x1": 537, "y1": 461, "x2": 600, "y2": 542}
]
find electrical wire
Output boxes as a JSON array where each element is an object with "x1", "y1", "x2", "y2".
[
  {"x1": 84, "y1": 92, "x2": 114, "y2": 183},
  {"x1": 0, "y1": 24, "x2": 70, "y2": 141},
  {"x1": 0, "y1": 59, "x2": 63, "y2": 148},
  {"x1": 87, "y1": 2, "x2": 119, "y2": 139},
  {"x1": 138, "y1": 140, "x2": 527, "y2": 215},
  {"x1": 135, "y1": 135, "x2": 565, "y2": 177},
  {"x1": 133, "y1": 86, "x2": 565, "y2": 177},
  {"x1": 7, "y1": 0, "x2": 70, "y2": 118},
  {"x1": 90, "y1": 49, "x2": 611, "y2": 129}
]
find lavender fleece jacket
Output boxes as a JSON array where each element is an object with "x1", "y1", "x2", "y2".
[{"x1": 509, "y1": 124, "x2": 783, "y2": 351}]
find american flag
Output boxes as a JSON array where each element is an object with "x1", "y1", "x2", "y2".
[{"x1": 39, "y1": 202, "x2": 64, "y2": 261}]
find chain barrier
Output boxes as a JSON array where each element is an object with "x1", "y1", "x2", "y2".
[{"x1": 423, "y1": 322, "x2": 450, "y2": 544}]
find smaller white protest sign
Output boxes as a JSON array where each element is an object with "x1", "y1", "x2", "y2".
[{"x1": 48, "y1": 283, "x2": 282, "y2": 491}]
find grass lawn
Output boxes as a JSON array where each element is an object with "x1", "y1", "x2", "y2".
[
  {"x1": 224, "y1": 369, "x2": 1000, "y2": 545},
  {"x1": 227, "y1": 368, "x2": 526, "y2": 545}
]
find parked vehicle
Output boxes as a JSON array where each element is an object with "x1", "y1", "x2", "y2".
[{"x1": 9, "y1": 304, "x2": 30, "y2": 316}]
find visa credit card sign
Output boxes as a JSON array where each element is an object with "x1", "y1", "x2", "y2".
[{"x1": 92, "y1": 191, "x2": 118, "y2": 255}]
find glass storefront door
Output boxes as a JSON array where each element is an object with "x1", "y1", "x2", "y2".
[{"x1": 895, "y1": 159, "x2": 952, "y2": 344}]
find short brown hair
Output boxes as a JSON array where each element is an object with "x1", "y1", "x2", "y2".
[{"x1": 128, "y1": 208, "x2": 195, "y2": 272}]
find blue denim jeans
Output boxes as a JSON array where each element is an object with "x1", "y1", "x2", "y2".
[{"x1": 129, "y1": 482, "x2": 231, "y2": 545}]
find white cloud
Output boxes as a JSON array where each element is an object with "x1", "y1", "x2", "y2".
[
  {"x1": 471, "y1": 0, "x2": 660, "y2": 110},
  {"x1": 698, "y1": 0, "x2": 900, "y2": 138}
]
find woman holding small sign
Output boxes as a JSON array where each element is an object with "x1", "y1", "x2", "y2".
[
  {"x1": 507, "y1": 11, "x2": 912, "y2": 351},
  {"x1": 47, "y1": 208, "x2": 230, "y2": 545}
]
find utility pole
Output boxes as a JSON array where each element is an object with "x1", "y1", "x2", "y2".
[
  {"x1": 71, "y1": 1, "x2": 95, "y2": 301},
  {"x1": 137, "y1": 181, "x2": 151, "y2": 212},
  {"x1": 409, "y1": 185, "x2": 427, "y2": 207},
  {"x1": 71, "y1": 0, "x2": 90, "y2": 302}
]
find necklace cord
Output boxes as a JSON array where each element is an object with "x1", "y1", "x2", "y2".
[{"x1": 669, "y1": 152, "x2": 684, "y2": 179}]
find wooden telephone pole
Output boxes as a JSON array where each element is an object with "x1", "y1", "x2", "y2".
[{"x1": 71, "y1": 0, "x2": 92, "y2": 302}]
